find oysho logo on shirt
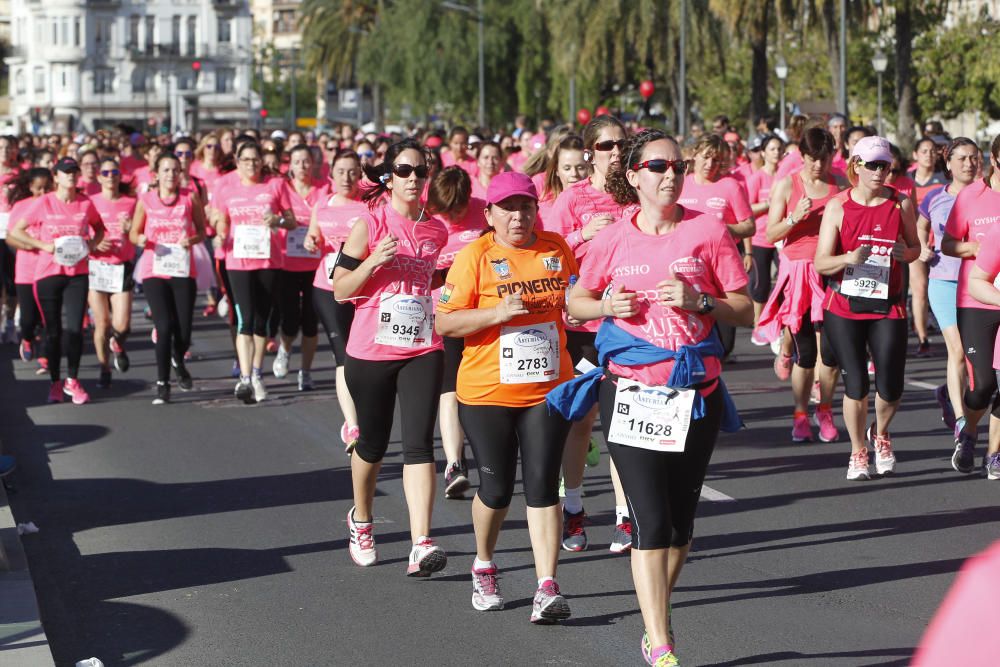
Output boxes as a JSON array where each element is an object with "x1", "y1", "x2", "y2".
[
  {"x1": 543, "y1": 257, "x2": 561, "y2": 272},
  {"x1": 491, "y1": 258, "x2": 511, "y2": 279}
]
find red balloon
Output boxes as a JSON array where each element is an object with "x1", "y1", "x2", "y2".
[
  {"x1": 576, "y1": 108, "x2": 592, "y2": 125},
  {"x1": 595, "y1": 106, "x2": 611, "y2": 117},
  {"x1": 639, "y1": 79, "x2": 655, "y2": 100}
]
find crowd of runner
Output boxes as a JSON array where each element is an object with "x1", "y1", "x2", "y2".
[{"x1": 0, "y1": 112, "x2": 995, "y2": 666}]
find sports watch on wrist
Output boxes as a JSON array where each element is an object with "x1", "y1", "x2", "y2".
[{"x1": 698, "y1": 293, "x2": 716, "y2": 315}]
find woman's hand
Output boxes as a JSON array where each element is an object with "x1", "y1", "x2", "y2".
[
  {"x1": 657, "y1": 275, "x2": 700, "y2": 311},
  {"x1": 368, "y1": 234, "x2": 398, "y2": 268},
  {"x1": 606, "y1": 283, "x2": 640, "y2": 318},
  {"x1": 846, "y1": 243, "x2": 872, "y2": 265},
  {"x1": 581, "y1": 214, "x2": 614, "y2": 241},
  {"x1": 495, "y1": 292, "x2": 529, "y2": 323}
]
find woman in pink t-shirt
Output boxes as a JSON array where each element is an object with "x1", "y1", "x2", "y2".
[
  {"x1": 76, "y1": 151, "x2": 101, "y2": 197},
  {"x1": 87, "y1": 158, "x2": 137, "y2": 390},
  {"x1": 470, "y1": 142, "x2": 503, "y2": 201},
  {"x1": 130, "y1": 143, "x2": 162, "y2": 195},
  {"x1": 5, "y1": 168, "x2": 52, "y2": 367},
  {"x1": 191, "y1": 132, "x2": 223, "y2": 193},
  {"x1": 567, "y1": 130, "x2": 752, "y2": 666},
  {"x1": 303, "y1": 149, "x2": 368, "y2": 453},
  {"x1": 273, "y1": 145, "x2": 328, "y2": 390},
  {"x1": 8, "y1": 157, "x2": 105, "y2": 405},
  {"x1": 942, "y1": 134, "x2": 1000, "y2": 477},
  {"x1": 331, "y1": 138, "x2": 449, "y2": 577},
  {"x1": 537, "y1": 134, "x2": 590, "y2": 225},
  {"x1": 216, "y1": 141, "x2": 297, "y2": 405},
  {"x1": 130, "y1": 153, "x2": 207, "y2": 405},
  {"x1": 746, "y1": 134, "x2": 784, "y2": 324}
]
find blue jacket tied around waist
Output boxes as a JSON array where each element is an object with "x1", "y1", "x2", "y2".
[{"x1": 546, "y1": 319, "x2": 742, "y2": 433}]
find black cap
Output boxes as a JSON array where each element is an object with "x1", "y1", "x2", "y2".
[{"x1": 54, "y1": 157, "x2": 80, "y2": 173}]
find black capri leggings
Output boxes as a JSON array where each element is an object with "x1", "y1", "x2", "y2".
[
  {"x1": 345, "y1": 351, "x2": 443, "y2": 465},
  {"x1": 750, "y1": 245, "x2": 778, "y2": 304},
  {"x1": 313, "y1": 288, "x2": 354, "y2": 366},
  {"x1": 791, "y1": 314, "x2": 838, "y2": 370},
  {"x1": 278, "y1": 270, "x2": 318, "y2": 338},
  {"x1": 459, "y1": 401, "x2": 570, "y2": 510},
  {"x1": 441, "y1": 335, "x2": 465, "y2": 394},
  {"x1": 143, "y1": 277, "x2": 196, "y2": 383},
  {"x1": 822, "y1": 311, "x2": 907, "y2": 402},
  {"x1": 228, "y1": 268, "x2": 279, "y2": 337},
  {"x1": 16, "y1": 283, "x2": 41, "y2": 342},
  {"x1": 600, "y1": 376, "x2": 724, "y2": 549},
  {"x1": 958, "y1": 307, "x2": 1000, "y2": 415},
  {"x1": 34, "y1": 274, "x2": 88, "y2": 382}
]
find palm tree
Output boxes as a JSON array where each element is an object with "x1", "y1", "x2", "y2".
[{"x1": 710, "y1": 0, "x2": 773, "y2": 127}]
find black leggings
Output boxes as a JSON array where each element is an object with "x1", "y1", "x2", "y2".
[
  {"x1": 822, "y1": 311, "x2": 907, "y2": 401},
  {"x1": 791, "y1": 315, "x2": 838, "y2": 370},
  {"x1": 228, "y1": 268, "x2": 278, "y2": 337},
  {"x1": 958, "y1": 307, "x2": 1000, "y2": 415},
  {"x1": 750, "y1": 245, "x2": 778, "y2": 304},
  {"x1": 313, "y1": 288, "x2": 354, "y2": 366},
  {"x1": 600, "y1": 376, "x2": 723, "y2": 549},
  {"x1": 16, "y1": 283, "x2": 41, "y2": 342},
  {"x1": 144, "y1": 277, "x2": 196, "y2": 382},
  {"x1": 345, "y1": 351, "x2": 443, "y2": 465},
  {"x1": 34, "y1": 274, "x2": 88, "y2": 381},
  {"x1": 441, "y1": 336, "x2": 465, "y2": 394},
  {"x1": 459, "y1": 401, "x2": 570, "y2": 509},
  {"x1": 278, "y1": 270, "x2": 318, "y2": 338}
]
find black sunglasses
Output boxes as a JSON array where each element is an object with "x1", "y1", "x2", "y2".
[
  {"x1": 859, "y1": 160, "x2": 890, "y2": 172},
  {"x1": 632, "y1": 159, "x2": 688, "y2": 175},
  {"x1": 100, "y1": 169, "x2": 120, "y2": 177},
  {"x1": 594, "y1": 139, "x2": 626, "y2": 152},
  {"x1": 392, "y1": 164, "x2": 429, "y2": 179}
]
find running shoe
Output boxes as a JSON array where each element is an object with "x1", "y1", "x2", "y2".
[
  {"x1": 610, "y1": 517, "x2": 633, "y2": 553},
  {"x1": 585, "y1": 437, "x2": 601, "y2": 467},
  {"x1": 47, "y1": 380, "x2": 64, "y2": 404},
  {"x1": 63, "y1": 378, "x2": 90, "y2": 405},
  {"x1": 642, "y1": 634, "x2": 680, "y2": 666},
  {"x1": 347, "y1": 506, "x2": 377, "y2": 567},
  {"x1": 150, "y1": 328, "x2": 157, "y2": 344},
  {"x1": 272, "y1": 346, "x2": 290, "y2": 379},
  {"x1": 174, "y1": 360, "x2": 194, "y2": 391},
  {"x1": 406, "y1": 537, "x2": 447, "y2": 577},
  {"x1": 530, "y1": 580, "x2": 571, "y2": 624},
  {"x1": 813, "y1": 408, "x2": 839, "y2": 443},
  {"x1": 750, "y1": 329, "x2": 769, "y2": 346},
  {"x1": 935, "y1": 384, "x2": 956, "y2": 430},
  {"x1": 471, "y1": 564, "x2": 504, "y2": 611},
  {"x1": 19, "y1": 339, "x2": 33, "y2": 362},
  {"x1": 152, "y1": 381, "x2": 170, "y2": 405},
  {"x1": 846, "y1": 449, "x2": 871, "y2": 481},
  {"x1": 111, "y1": 338, "x2": 130, "y2": 373},
  {"x1": 234, "y1": 378, "x2": 255, "y2": 404},
  {"x1": 202, "y1": 303, "x2": 217, "y2": 317},
  {"x1": 297, "y1": 369, "x2": 313, "y2": 391},
  {"x1": 809, "y1": 381, "x2": 821, "y2": 405},
  {"x1": 251, "y1": 375, "x2": 268, "y2": 402},
  {"x1": 0, "y1": 455, "x2": 16, "y2": 478},
  {"x1": 915, "y1": 339, "x2": 932, "y2": 358},
  {"x1": 952, "y1": 431, "x2": 976, "y2": 474},
  {"x1": 97, "y1": 368, "x2": 112, "y2": 389},
  {"x1": 985, "y1": 452, "x2": 1000, "y2": 480},
  {"x1": 341, "y1": 422, "x2": 359, "y2": 454},
  {"x1": 650, "y1": 647, "x2": 680, "y2": 666},
  {"x1": 230, "y1": 360, "x2": 241, "y2": 379},
  {"x1": 561, "y1": 508, "x2": 588, "y2": 552},
  {"x1": 867, "y1": 360, "x2": 875, "y2": 377},
  {"x1": 217, "y1": 296, "x2": 230, "y2": 319},
  {"x1": 872, "y1": 431, "x2": 896, "y2": 475},
  {"x1": 36, "y1": 357, "x2": 48, "y2": 375},
  {"x1": 773, "y1": 354, "x2": 792, "y2": 381},
  {"x1": 769, "y1": 338, "x2": 782, "y2": 356},
  {"x1": 791, "y1": 413, "x2": 813, "y2": 443},
  {"x1": 266, "y1": 338, "x2": 278, "y2": 354},
  {"x1": 444, "y1": 460, "x2": 470, "y2": 499}
]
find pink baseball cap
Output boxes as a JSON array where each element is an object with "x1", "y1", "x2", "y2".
[
  {"x1": 486, "y1": 172, "x2": 538, "y2": 205},
  {"x1": 424, "y1": 135, "x2": 443, "y2": 149},
  {"x1": 851, "y1": 136, "x2": 892, "y2": 163},
  {"x1": 723, "y1": 131, "x2": 741, "y2": 143}
]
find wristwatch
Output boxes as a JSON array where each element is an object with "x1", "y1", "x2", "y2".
[
  {"x1": 698, "y1": 293, "x2": 716, "y2": 315},
  {"x1": 784, "y1": 215, "x2": 797, "y2": 227}
]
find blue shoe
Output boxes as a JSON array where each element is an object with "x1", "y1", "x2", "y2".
[
  {"x1": 0, "y1": 455, "x2": 16, "y2": 478},
  {"x1": 231, "y1": 360, "x2": 241, "y2": 379}
]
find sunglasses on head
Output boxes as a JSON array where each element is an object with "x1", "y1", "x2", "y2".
[
  {"x1": 392, "y1": 164, "x2": 429, "y2": 179},
  {"x1": 100, "y1": 169, "x2": 120, "y2": 177},
  {"x1": 632, "y1": 159, "x2": 688, "y2": 175},
  {"x1": 594, "y1": 139, "x2": 626, "y2": 152},
  {"x1": 860, "y1": 159, "x2": 890, "y2": 172}
]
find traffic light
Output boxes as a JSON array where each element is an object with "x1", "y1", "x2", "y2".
[
  {"x1": 191, "y1": 61, "x2": 201, "y2": 72},
  {"x1": 259, "y1": 109, "x2": 268, "y2": 119}
]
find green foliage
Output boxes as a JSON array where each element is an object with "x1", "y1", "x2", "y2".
[{"x1": 914, "y1": 18, "x2": 1000, "y2": 121}]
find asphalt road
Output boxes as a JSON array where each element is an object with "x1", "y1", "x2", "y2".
[{"x1": 1, "y1": 301, "x2": 996, "y2": 666}]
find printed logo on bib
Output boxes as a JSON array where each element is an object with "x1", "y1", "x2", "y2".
[
  {"x1": 607, "y1": 379, "x2": 696, "y2": 452},
  {"x1": 153, "y1": 243, "x2": 190, "y2": 278},
  {"x1": 53, "y1": 235, "x2": 89, "y2": 267},
  {"x1": 543, "y1": 257, "x2": 562, "y2": 272},
  {"x1": 491, "y1": 258, "x2": 511, "y2": 280},
  {"x1": 374, "y1": 293, "x2": 434, "y2": 348},
  {"x1": 499, "y1": 322, "x2": 559, "y2": 384}
]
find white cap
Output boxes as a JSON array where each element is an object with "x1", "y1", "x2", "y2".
[{"x1": 270, "y1": 130, "x2": 287, "y2": 141}]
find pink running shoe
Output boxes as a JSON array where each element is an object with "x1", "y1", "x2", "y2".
[
  {"x1": 774, "y1": 354, "x2": 793, "y2": 381},
  {"x1": 813, "y1": 408, "x2": 839, "y2": 442},
  {"x1": 791, "y1": 413, "x2": 813, "y2": 442},
  {"x1": 407, "y1": 537, "x2": 447, "y2": 577},
  {"x1": 530, "y1": 579, "x2": 571, "y2": 624},
  {"x1": 846, "y1": 449, "x2": 871, "y2": 481},
  {"x1": 47, "y1": 380, "x2": 64, "y2": 404},
  {"x1": 63, "y1": 378, "x2": 90, "y2": 405},
  {"x1": 471, "y1": 564, "x2": 504, "y2": 611}
]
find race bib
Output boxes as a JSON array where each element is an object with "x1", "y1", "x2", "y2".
[
  {"x1": 286, "y1": 226, "x2": 319, "y2": 258},
  {"x1": 233, "y1": 224, "x2": 270, "y2": 259},
  {"x1": 0, "y1": 212, "x2": 8, "y2": 240},
  {"x1": 607, "y1": 378, "x2": 696, "y2": 452},
  {"x1": 53, "y1": 235, "x2": 89, "y2": 267},
  {"x1": 375, "y1": 293, "x2": 434, "y2": 348},
  {"x1": 499, "y1": 322, "x2": 560, "y2": 384},
  {"x1": 153, "y1": 243, "x2": 190, "y2": 278},
  {"x1": 325, "y1": 251, "x2": 340, "y2": 286},
  {"x1": 88, "y1": 260, "x2": 125, "y2": 293},
  {"x1": 840, "y1": 254, "x2": 890, "y2": 300}
]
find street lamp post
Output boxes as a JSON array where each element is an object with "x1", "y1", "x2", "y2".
[
  {"x1": 775, "y1": 55, "x2": 788, "y2": 133},
  {"x1": 871, "y1": 48, "x2": 888, "y2": 136},
  {"x1": 441, "y1": 0, "x2": 485, "y2": 127}
]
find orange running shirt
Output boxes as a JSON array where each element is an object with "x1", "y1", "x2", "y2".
[{"x1": 438, "y1": 230, "x2": 579, "y2": 407}]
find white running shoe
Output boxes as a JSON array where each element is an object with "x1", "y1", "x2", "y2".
[
  {"x1": 471, "y1": 564, "x2": 504, "y2": 611},
  {"x1": 272, "y1": 346, "x2": 290, "y2": 379},
  {"x1": 406, "y1": 537, "x2": 447, "y2": 577},
  {"x1": 872, "y1": 432, "x2": 896, "y2": 475},
  {"x1": 347, "y1": 506, "x2": 377, "y2": 567},
  {"x1": 251, "y1": 375, "x2": 268, "y2": 402},
  {"x1": 846, "y1": 449, "x2": 871, "y2": 481},
  {"x1": 217, "y1": 295, "x2": 230, "y2": 319}
]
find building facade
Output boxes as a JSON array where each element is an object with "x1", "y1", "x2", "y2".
[{"x1": 5, "y1": 0, "x2": 256, "y2": 134}]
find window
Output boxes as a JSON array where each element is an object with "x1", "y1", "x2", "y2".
[
  {"x1": 74, "y1": 17, "x2": 81, "y2": 47},
  {"x1": 216, "y1": 67, "x2": 236, "y2": 93},
  {"x1": 187, "y1": 16, "x2": 197, "y2": 56},
  {"x1": 61, "y1": 17, "x2": 69, "y2": 45},
  {"x1": 94, "y1": 68, "x2": 114, "y2": 94},
  {"x1": 144, "y1": 16, "x2": 155, "y2": 52},
  {"x1": 129, "y1": 16, "x2": 140, "y2": 48},
  {"x1": 96, "y1": 18, "x2": 113, "y2": 51},
  {"x1": 274, "y1": 10, "x2": 296, "y2": 34},
  {"x1": 33, "y1": 66, "x2": 45, "y2": 94},
  {"x1": 217, "y1": 17, "x2": 231, "y2": 43},
  {"x1": 176, "y1": 71, "x2": 195, "y2": 91},
  {"x1": 171, "y1": 15, "x2": 180, "y2": 52},
  {"x1": 51, "y1": 19, "x2": 57, "y2": 44},
  {"x1": 132, "y1": 67, "x2": 148, "y2": 93},
  {"x1": 14, "y1": 69, "x2": 25, "y2": 96},
  {"x1": 61, "y1": 68, "x2": 69, "y2": 91}
]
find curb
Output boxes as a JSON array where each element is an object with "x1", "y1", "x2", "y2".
[{"x1": 0, "y1": 476, "x2": 55, "y2": 666}]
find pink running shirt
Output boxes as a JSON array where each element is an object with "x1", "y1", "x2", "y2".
[
  {"x1": 11, "y1": 197, "x2": 41, "y2": 284},
  {"x1": 31, "y1": 192, "x2": 104, "y2": 281},
  {"x1": 311, "y1": 197, "x2": 369, "y2": 292},
  {"x1": 90, "y1": 194, "x2": 137, "y2": 264},
  {"x1": 746, "y1": 169, "x2": 775, "y2": 249},
  {"x1": 678, "y1": 174, "x2": 753, "y2": 229},
  {"x1": 217, "y1": 178, "x2": 290, "y2": 271},
  {"x1": 135, "y1": 190, "x2": 199, "y2": 281},
  {"x1": 280, "y1": 179, "x2": 329, "y2": 273},
  {"x1": 944, "y1": 180, "x2": 1000, "y2": 310}
]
